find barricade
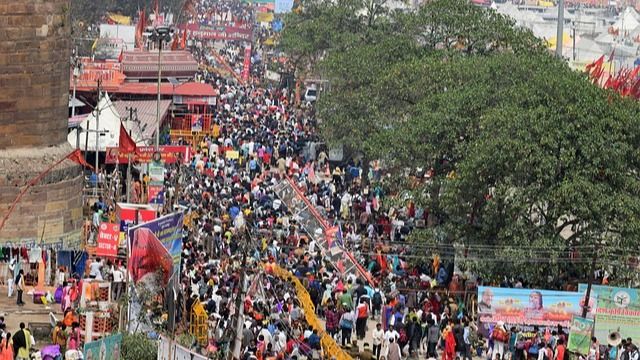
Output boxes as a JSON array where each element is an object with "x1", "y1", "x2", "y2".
[{"x1": 265, "y1": 263, "x2": 353, "y2": 360}]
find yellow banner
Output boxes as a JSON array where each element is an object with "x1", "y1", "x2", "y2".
[
  {"x1": 265, "y1": 263, "x2": 353, "y2": 360},
  {"x1": 257, "y1": 12, "x2": 274, "y2": 23}
]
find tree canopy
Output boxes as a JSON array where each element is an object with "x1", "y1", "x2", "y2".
[{"x1": 281, "y1": 0, "x2": 640, "y2": 285}]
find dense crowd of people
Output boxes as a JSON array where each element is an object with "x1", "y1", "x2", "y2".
[{"x1": 1, "y1": 1, "x2": 580, "y2": 360}]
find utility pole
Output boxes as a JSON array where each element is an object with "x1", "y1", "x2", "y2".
[
  {"x1": 72, "y1": 47, "x2": 83, "y2": 150},
  {"x1": 125, "y1": 107, "x2": 137, "y2": 203},
  {"x1": 581, "y1": 244, "x2": 598, "y2": 318},
  {"x1": 156, "y1": 39, "x2": 163, "y2": 151},
  {"x1": 94, "y1": 78, "x2": 102, "y2": 197},
  {"x1": 556, "y1": 0, "x2": 565, "y2": 58},
  {"x1": 231, "y1": 231, "x2": 250, "y2": 360},
  {"x1": 71, "y1": 47, "x2": 82, "y2": 119},
  {"x1": 572, "y1": 21, "x2": 577, "y2": 61}
]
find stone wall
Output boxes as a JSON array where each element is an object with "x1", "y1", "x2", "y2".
[
  {"x1": 0, "y1": 0, "x2": 84, "y2": 247},
  {"x1": 0, "y1": 170, "x2": 83, "y2": 247},
  {"x1": 0, "y1": 0, "x2": 71, "y2": 149}
]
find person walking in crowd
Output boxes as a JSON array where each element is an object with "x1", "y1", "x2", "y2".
[
  {"x1": 12, "y1": 323, "x2": 31, "y2": 360},
  {"x1": 0, "y1": 332, "x2": 12, "y2": 360},
  {"x1": 14, "y1": 270, "x2": 25, "y2": 306}
]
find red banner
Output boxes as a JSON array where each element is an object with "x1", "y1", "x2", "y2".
[
  {"x1": 242, "y1": 46, "x2": 252, "y2": 81},
  {"x1": 179, "y1": 24, "x2": 252, "y2": 41},
  {"x1": 105, "y1": 146, "x2": 191, "y2": 164},
  {"x1": 96, "y1": 222, "x2": 120, "y2": 258}
]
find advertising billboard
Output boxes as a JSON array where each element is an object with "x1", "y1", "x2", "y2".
[
  {"x1": 478, "y1": 286, "x2": 593, "y2": 337},
  {"x1": 578, "y1": 284, "x2": 640, "y2": 344}
]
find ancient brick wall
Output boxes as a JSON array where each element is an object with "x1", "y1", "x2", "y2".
[
  {"x1": 0, "y1": 0, "x2": 71, "y2": 149},
  {"x1": 0, "y1": 0, "x2": 84, "y2": 246},
  {"x1": 0, "y1": 168, "x2": 84, "y2": 247}
]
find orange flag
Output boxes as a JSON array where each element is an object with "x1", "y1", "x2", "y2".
[{"x1": 66, "y1": 149, "x2": 94, "y2": 171}]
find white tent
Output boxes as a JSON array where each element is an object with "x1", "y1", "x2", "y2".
[
  {"x1": 613, "y1": 7, "x2": 640, "y2": 34},
  {"x1": 67, "y1": 92, "x2": 124, "y2": 152}
]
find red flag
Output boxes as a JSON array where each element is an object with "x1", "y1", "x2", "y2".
[
  {"x1": 586, "y1": 55, "x2": 604, "y2": 73},
  {"x1": 171, "y1": 34, "x2": 179, "y2": 50},
  {"x1": 119, "y1": 123, "x2": 137, "y2": 153},
  {"x1": 135, "y1": 9, "x2": 146, "y2": 49},
  {"x1": 377, "y1": 251, "x2": 388, "y2": 271},
  {"x1": 118, "y1": 49, "x2": 124, "y2": 63},
  {"x1": 66, "y1": 149, "x2": 94, "y2": 171},
  {"x1": 181, "y1": 29, "x2": 187, "y2": 49}
]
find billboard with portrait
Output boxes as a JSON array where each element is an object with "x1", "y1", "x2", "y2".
[{"x1": 477, "y1": 286, "x2": 594, "y2": 337}]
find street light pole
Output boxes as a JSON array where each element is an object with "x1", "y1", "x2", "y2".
[
  {"x1": 149, "y1": 26, "x2": 173, "y2": 152},
  {"x1": 556, "y1": 0, "x2": 565, "y2": 58},
  {"x1": 71, "y1": 47, "x2": 81, "y2": 119},
  {"x1": 156, "y1": 40, "x2": 162, "y2": 152}
]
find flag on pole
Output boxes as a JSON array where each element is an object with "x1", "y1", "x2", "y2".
[
  {"x1": 119, "y1": 123, "x2": 137, "y2": 153},
  {"x1": 66, "y1": 149, "x2": 94, "y2": 171},
  {"x1": 180, "y1": 29, "x2": 187, "y2": 49}
]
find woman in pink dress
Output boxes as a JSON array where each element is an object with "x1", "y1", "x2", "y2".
[{"x1": 67, "y1": 322, "x2": 81, "y2": 351}]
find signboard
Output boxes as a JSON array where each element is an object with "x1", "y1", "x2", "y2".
[
  {"x1": 242, "y1": 0, "x2": 275, "y2": 3},
  {"x1": 116, "y1": 203, "x2": 157, "y2": 241},
  {"x1": 179, "y1": 24, "x2": 252, "y2": 41},
  {"x1": 242, "y1": 46, "x2": 252, "y2": 81},
  {"x1": 275, "y1": 0, "x2": 294, "y2": 13},
  {"x1": 149, "y1": 162, "x2": 165, "y2": 185},
  {"x1": 191, "y1": 114, "x2": 204, "y2": 132},
  {"x1": 477, "y1": 286, "x2": 593, "y2": 337},
  {"x1": 158, "y1": 335, "x2": 207, "y2": 360},
  {"x1": 105, "y1": 145, "x2": 191, "y2": 164},
  {"x1": 128, "y1": 212, "x2": 184, "y2": 285},
  {"x1": 96, "y1": 222, "x2": 119, "y2": 257},
  {"x1": 83, "y1": 333, "x2": 123, "y2": 360},
  {"x1": 567, "y1": 316, "x2": 595, "y2": 355},
  {"x1": 148, "y1": 185, "x2": 165, "y2": 205},
  {"x1": 578, "y1": 284, "x2": 640, "y2": 343}
]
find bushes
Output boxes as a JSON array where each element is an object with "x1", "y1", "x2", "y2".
[{"x1": 121, "y1": 332, "x2": 157, "y2": 360}]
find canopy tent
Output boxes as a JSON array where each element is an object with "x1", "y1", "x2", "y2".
[
  {"x1": 107, "y1": 13, "x2": 131, "y2": 25},
  {"x1": 67, "y1": 92, "x2": 123, "y2": 152},
  {"x1": 546, "y1": 32, "x2": 573, "y2": 49},
  {"x1": 613, "y1": 7, "x2": 640, "y2": 34}
]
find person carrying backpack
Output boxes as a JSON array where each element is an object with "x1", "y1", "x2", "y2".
[
  {"x1": 340, "y1": 308, "x2": 355, "y2": 346},
  {"x1": 372, "y1": 289, "x2": 383, "y2": 320}
]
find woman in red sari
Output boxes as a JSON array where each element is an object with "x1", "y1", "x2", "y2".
[{"x1": 442, "y1": 324, "x2": 456, "y2": 360}]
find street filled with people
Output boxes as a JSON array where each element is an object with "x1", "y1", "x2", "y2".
[{"x1": 3, "y1": 0, "x2": 640, "y2": 359}]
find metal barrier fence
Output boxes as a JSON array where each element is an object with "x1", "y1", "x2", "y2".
[{"x1": 265, "y1": 263, "x2": 353, "y2": 360}]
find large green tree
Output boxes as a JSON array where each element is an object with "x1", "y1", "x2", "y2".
[{"x1": 281, "y1": 0, "x2": 640, "y2": 285}]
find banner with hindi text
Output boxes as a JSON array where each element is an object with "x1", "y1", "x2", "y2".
[
  {"x1": 477, "y1": 286, "x2": 594, "y2": 338},
  {"x1": 578, "y1": 284, "x2": 640, "y2": 344}
]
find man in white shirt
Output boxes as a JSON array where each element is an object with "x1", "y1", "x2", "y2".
[
  {"x1": 89, "y1": 258, "x2": 103, "y2": 280},
  {"x1": 273, "y1": 326, "x2": 287, "y2": 353},
  {"x1": 372, "y1": 323, "x2": 384, "y2": 360},
  {"x1": 383, "y1": 327, "x2": 400, "y2": 359},
  {"x1": 112, "y1": 263, "x2": 124, "y2": 301}
]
